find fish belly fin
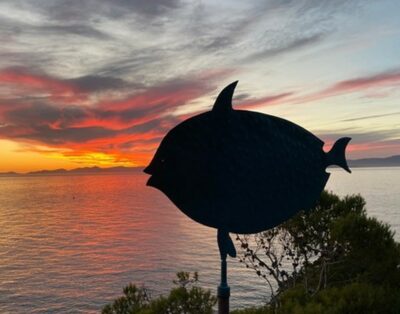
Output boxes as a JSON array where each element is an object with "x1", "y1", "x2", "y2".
[
  {"x1": 326, "y1": 137, "x2": 351, "y2": 173},
  {"x1": 217, "y1": 229, "x2": 237, "y2": 259}
]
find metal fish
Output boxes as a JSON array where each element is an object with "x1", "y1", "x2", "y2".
[{"x1": 144, "y1": 81, "x2": 351, "y2": 257}]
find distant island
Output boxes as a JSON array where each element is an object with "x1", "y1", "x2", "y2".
[
  {"x1": 0, "y1": 166, "x2": 144, "y2": 177},
  {"x1": 347, "y1": 155, "x2": 400, "y2": 168},
  {"x1": 1, "y1": 155, "x2": 400, "y2": 177}
]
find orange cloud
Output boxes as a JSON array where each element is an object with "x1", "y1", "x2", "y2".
[
  {"x1": 0, "y1": 68, "x2": 229, "y2": 169},
  {"x1": 0, "y1": 68, "x2": 86, "y2": 104}
]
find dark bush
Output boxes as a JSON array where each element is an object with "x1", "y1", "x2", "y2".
[{"x1": 102, "y1": 272, "x2": 216, "y2": 314}]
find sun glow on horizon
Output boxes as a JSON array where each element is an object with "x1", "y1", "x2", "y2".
[{"x1": 0, "y1": 140, "x2": 141, "y2": 173}]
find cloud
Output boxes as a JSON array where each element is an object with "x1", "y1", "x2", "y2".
[
  {"x1": 0, "y1": 0, "x2": 366, "y2": 83},
  {"x1": 0, "y1": 1, "x2": 184, "y2": 79},
  {"x1": 247, "y1": 33, "x2": 325, "y2": 61},
  {"x1": 0, "y1": 68, "x2": 143, "y2": 103},
  {"x1": 0, "y1": 104, "x2": 167, "y2": 145},
  {"x1": 323, "y1": 70, "x2": 400, "y2": 95},
  {"x1": 37, "y1": 24, "x2": 110, "y2": 39},
  {"x1": 25, "y1": 125, "x2": 117, "y2": 144},
  {"x1": 4, "y1": 102, "x2": 62, "y2": 126},
  {"x1": 0, "y1": 67, "x2": 78, "y2": 96},
  {"x1": 341, "y1": 111, "x2": 400, "y2": 123},
  {"x1": 34, "y1": 0, "x2": 182, "y2": 20},
  {"x1": 0, "y1": 14, "x2": 110, "y2": 39},
  {"x1": 319, "y1": 129, "x2": 400, "y2": 145},
  {"x1": 0, "y1": 67, "x2": 229, "y2": 164},
  {"x1": 66, "y1": 75, "x2": 136, "y2": 92},
  {"x1": 237, "y1": 92, "x2": 294, "y2": 109},
  {"x1": 218, "y1": 68, "x2": 400, "y2": 111},
  {"x1": 287, "y1": 69, "x2": 400, "y2": 105}
]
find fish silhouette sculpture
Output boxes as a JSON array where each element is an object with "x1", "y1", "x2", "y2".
[{"x1": 144, "y1": 81, "x2": 351, "y2": 258}]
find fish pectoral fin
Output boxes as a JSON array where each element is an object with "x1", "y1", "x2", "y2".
[{"x1": 217, "y1": 229, "x2": 237, "y2": 259}]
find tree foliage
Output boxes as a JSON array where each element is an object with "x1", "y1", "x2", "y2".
[
  {"x1": 102, "y1": 272, "x2": 216, "y2": 314},
  {"x1": 235, "y1": 191, "x2": 400, "y2": 313}
]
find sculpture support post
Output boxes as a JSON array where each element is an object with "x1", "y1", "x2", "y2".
[{"x1": 218, "y1": 256, "x2": 230, "y2": 314}]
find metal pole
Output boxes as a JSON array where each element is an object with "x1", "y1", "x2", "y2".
[{"x1": 218, "y1": 256, "x2": 230, "y2": 314}]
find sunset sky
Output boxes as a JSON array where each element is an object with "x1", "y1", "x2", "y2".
[{"x1": 0, "y1": 0, "x2": 399, "y2": 172}]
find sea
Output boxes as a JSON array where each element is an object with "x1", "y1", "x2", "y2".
[{"x1": 0, "y1": 167, "x2": 399, "y2": 313}]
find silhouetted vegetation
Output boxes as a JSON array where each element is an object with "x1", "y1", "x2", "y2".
[
  {"x1": 233, "y1": 191, "x2": 400, "y2": 313},
  {"x1": 104, "y1": 192, "x2": 400, "y2": 313},
  {"x1": 102, "y1": 272, "x2": 216, "y2": 314}
]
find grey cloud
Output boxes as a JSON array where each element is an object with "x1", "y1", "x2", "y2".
[
  {"x1": 234, "y1": 93, "x2": 252, "y2": 101},
  {"x1": 94, "y1": 46, "x2": 171, "y2": 79},
  {"x1": 59, "y1": 106, "x2": 91, "y2": 126},
  {"x1": 111, "y1": 0, "x2": 181, "y2": 16},
  {"x1": 30, "y1": 0, "x2": 181, "y2": 21},
  {"x1": 317, "y1": 129, "x2": 400, "y2": 145},
  {"x1": 5, "y1": 102, "x2": 61, "y2": 126},
  {"x1": 0, "y1": 51, "x2": 55, "y2": 71},
  {"x1": 95, "y1": 104, "x2": 165, "y2": 122},
  {"x1": 118, "y1": 141, "x2": 135, "y2": 150},
  {"x1": 3, "y1": 100, "x2": 93, "y2": 129},
  {"x1": 38, "y1": 24, "x2": 110, "y2": 39},
  {"x1": 1, "y1": 1, "x2": 182, "y2": 78},
  {"x1": 2, "y1": 0, "x2": 363, "y2": 86},
  {"x1": 181, "y1": 4, "x2": 258, "y2": 55},
  {"x1": 240, "y1": 0, "x2": 364, "y2": 62},
  {"x1": 173, "y1": 0, "x2": 362, "y2": 68},
  {"x1": 296, "y1": 0, "x2": 363, "y2": 16},
  {"x1": 1, "y1": 115, "x2": 174, "y2": 145},
  {"x1": 255, "y1": 0, "x2": 363, "y2": 17},
  {"x1": 66, "y1": 75, "x2": 138, "y2": 92},
  {"x1": 3, "y1": 100, "x2": 161, "y2": 130},
  {"x1": 0, "y1": 15, "x2": 109, "y2": 40},
  {"x1": 27, "y1": 125, "x2": 117, "y2": 144},
  {"x1": 200, "y1": 36, "x2": 235, "y2": 52},
  {"x1": 0, "y1": 122, "x2": 115, "y2": 144},
  {"x1": 341, "y1": 112, "x2": 400, "y2": 123},
  {"x1": 247, "y1": 33, "x2": 324, "y2": 61}
]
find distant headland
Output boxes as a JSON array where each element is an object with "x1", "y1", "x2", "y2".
[
  {"x1": 347, "y1": 155, "x2": 400, "y2": 168},
  {"x1": 1, "y1": 155, "x2": 400, "y2": 177},
  {"x1": 0, "y1": 166, "x2": 144, "y2": 177}
]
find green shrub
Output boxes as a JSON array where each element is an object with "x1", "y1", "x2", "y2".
[
  {"x1": 276, "y1": 282, "x2": 400, "y2": 314},
  {"x1": 102, "y1": 272, "x2": 216, "y2": 314},
  {"x1": 235, "y1": 191, "x2": 400, "y2": 313}
]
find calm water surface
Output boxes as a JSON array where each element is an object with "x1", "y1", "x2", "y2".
[{"x1": 0, "y1": 167, "x2": 399, "y2": 313}]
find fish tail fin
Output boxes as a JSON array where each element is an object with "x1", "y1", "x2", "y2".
[
  {"x1": 217, "y1": 229, "x2": 237, "y2": 259},
  {"x1": 326, "y1": 137, "x2": 351, "y2": 173}
]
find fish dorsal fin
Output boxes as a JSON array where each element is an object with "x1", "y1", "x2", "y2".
[{"x1": 212, "y1": 81, "x2": 238, "y2": 113}]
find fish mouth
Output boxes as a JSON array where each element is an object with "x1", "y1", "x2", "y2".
[
  {"x1": 145, "y1": 172, "x2": 162, "y2": 189},
  {"x1": 143, "y1": 165, "x2": 152, "y2": 175},
  {"x1": 143, "y1": 165, "x2": 156, "y2": 187},
  {"x1": 146, "y1": 175, "x2": 155, "y2": 187}
]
